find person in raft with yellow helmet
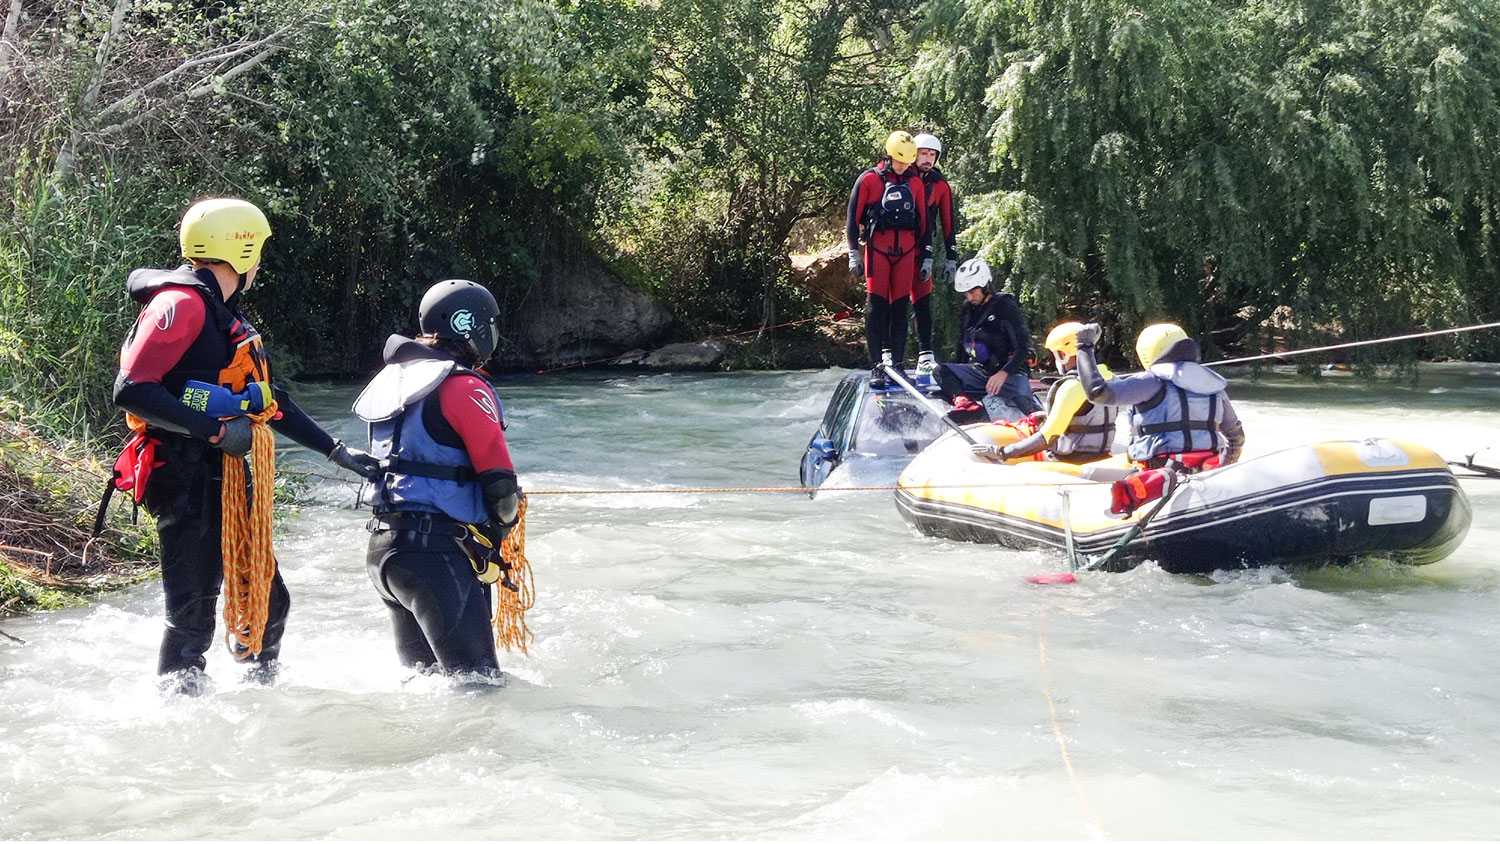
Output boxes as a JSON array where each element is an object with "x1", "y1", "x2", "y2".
[
  {"x1": 354, "y1": 279, "x2": 521, "y2": 680},
  {"x1": 970, "y1": 321, "x2": 1119, "y2": 463},
  {"x1": 1072, "y1": 321, "x2": 1245, "y2": 470},
  {"x1": 112, "y1": 197, "x2": 380, "y2": 694},
  {"x1": 846, "y1": 130, "x2": 929, "y2": 388}
]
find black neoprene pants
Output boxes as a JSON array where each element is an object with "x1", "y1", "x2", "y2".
[
  {"x1": 144, "y1": 437, "x2": 289, "y2": 674},
  {"x1": 365, "y1": 527, "x2": 500, "y2": 675},
  {"x1": 866, "y1": 293, "x2": 910, "y2": 366},
  {"x1": 912, "y1": 293, "x2": 933, "y2": 354}
]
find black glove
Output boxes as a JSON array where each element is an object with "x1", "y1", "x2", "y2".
[
  {"x1": 848, "y1": 252, "x2": 864, "y2": 278},
  {"x1": 328, "y1": 439, "x2": 381, "y2": 480},
  {"x1": 214, "y1": 416, "x2": 253, "y2": 457},
  {"x1": 1075, "y1": 322, "x2": 1102, "y2": 348}
]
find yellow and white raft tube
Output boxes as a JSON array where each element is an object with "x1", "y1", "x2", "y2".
[{"x1": 895, "y1": 426, "x2": 1472, "y2": 574}]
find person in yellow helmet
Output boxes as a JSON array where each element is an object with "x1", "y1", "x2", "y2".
[
  {"x1": 111, "y1": 197, "x2": 379, "y2": 694},
  {"x1": 971, "y1": 321, "x2": 1119, "y2": 463},
  {"x1": 846, "y1": 130, "x2": 930, "y2": 388},
  {"x1": 1071, "y1": 321, "x2": 1245, "y2": 470}
]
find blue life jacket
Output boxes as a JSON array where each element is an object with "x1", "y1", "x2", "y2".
[
  {"x1": 1124, "y1": 361, "x2": 1227, "y2": 461},
  {"x1": 355, "y1": 357, "x2": 487, "y2": 524}
]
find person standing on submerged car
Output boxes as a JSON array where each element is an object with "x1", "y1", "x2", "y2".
[
  {"x1": 910, "y1": 132, "x2": 959, "y2": 391},
  {"x1": 1072, "y1": 321, "x2": 1245, "y2": 471},
  {"x1": 112, "y1": 197, "x2": 380, "y2": 694},
  {"x1": 847, "y1": 130, "x2": 929, "y2": 388},
  {"x1": 355, "y1": 279, "x2": 521, "y2": 679}
]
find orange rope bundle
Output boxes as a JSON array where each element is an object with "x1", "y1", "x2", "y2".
[
  {"x1": 493, "y1": 495, "x2": 534, "y2": 654},
  {"x1": 219, "y1": 409, "x2": 279, "y2": 658}
]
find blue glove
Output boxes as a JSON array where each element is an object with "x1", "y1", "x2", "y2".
[
  {"x1": 919, "y1": 258, "x2": 933, "y2": 283},
  {"x1": 848, "y1": 252, "x2": 864, "y2": 278},
  {"x1": 1075, "y1": 322, "x2": 1102, "y2": 348}
]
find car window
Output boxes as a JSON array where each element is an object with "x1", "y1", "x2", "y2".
[{"x1": 849, "y1": 393, "x2": 948, "y2": 456}]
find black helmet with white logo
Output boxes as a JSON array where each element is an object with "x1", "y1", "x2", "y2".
[{"x1": 418, "y1": 279, "x2": 500, "y2": 358}]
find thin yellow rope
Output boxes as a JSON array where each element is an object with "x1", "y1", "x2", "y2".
[{"x1": 1037, "y1": 612, "x2": 1106, "y2": 838}]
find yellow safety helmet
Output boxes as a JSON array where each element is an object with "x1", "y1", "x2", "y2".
[
  {"x1": 884, "y1": 131, "x2": 918, "y2": 164},
  {"x1": 1045, "y1": 321, "x2": 1086, "y2": 358},
  {"x1": 179, "y1": 198, "x2": 272, "y2": 274},
  {"x1": 1136, "y1": 323, "x2": 1189, "y2": 368}
]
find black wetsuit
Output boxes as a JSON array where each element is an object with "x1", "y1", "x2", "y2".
[
  {"x1": 113, "y1": 267, "x2": 336, "y2": 675},
  {"x1": 360, "y1": 338, "x2": 518, "y2": 677}
]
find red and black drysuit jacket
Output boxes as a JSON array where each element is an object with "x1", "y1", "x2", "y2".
[
  {"x1": 113, "y1": 266, "x2": 338, "y2": 485},
  {"x1": 845, "y1": 161, "x2": 930, "y2": 301},
  {"x1": 916, "y1": 167, "x2": 958, "y2": 300}
]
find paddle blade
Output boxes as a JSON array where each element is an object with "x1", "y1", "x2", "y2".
[{"x1": 1025, "y1": 572, "x2": 1078, "y2": 585}]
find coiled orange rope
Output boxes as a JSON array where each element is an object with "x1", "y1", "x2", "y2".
[
  {"x1": 219, "y1": 408, "x2": 279, "y2": 658},
  {"x1": 493, "y1": 495, "x2": 534, "y2": 654}
]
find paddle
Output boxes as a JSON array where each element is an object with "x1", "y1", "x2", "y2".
[
  {"x1": 881, "y1": 364, "x2": 981, "y2": 447},
  {"x1": 1026, "y1": 470, "x2": 1190, "y2": 585},
  {"x1": 1447, "y1": 449, "x2": 1500, "y2": 479}
]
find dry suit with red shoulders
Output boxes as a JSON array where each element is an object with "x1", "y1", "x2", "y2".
[
  {"x1": 846, "y1": 161, "x2": 930, "y2": 364},
  {"x1": 356, "y1": 334, "x2": 519, "y2": 677},
  {"x1": 914, "y1": 166, "x2": 959, "y2": 351},
  {"x1": 113, "y1": 266, "x2": 342, "y2": 675}
]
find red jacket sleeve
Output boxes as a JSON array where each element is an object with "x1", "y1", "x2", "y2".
[
  {"x1": 910, "y1": 175, "x2": 930, "y2": 261},
  {"x1": 118, "y1": 289, "x2": 206, "y2": 384},
  {"x1": 438, "y1": 374, "x2": 514, "y2": 473}
]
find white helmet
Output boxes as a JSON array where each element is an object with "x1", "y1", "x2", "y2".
[
  {"x1": 912, "y1": 133, "x2": 942, "y2": 155},
  {"x1": 954, "y1": 257, "x2": 991, "y2": 292}
]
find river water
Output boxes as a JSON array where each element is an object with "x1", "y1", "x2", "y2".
[{"x1": 3, "y1": 365, "x2": 1500, "y2": 839}]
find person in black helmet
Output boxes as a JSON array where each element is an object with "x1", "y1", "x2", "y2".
[{"x1": 354, "y1": 279, "x2": 522, "y2": 679}]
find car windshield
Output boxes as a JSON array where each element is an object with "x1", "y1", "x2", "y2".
[{"x1": 849, "y1": 393, "x2": 949, "y2": 456}]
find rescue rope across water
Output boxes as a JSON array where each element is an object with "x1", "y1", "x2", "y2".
[
  {"x1": 522, "y1": 480, "x2": 1077, "y2": 495},
  {"x1": 220, "y1": 407, "x2": 280, "y2": 658},
  {"x1": 1208, "y1": 320, "x2": 1500, "y2": 367}
]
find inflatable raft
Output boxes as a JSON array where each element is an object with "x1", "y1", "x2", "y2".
[{"x1": 895, "y1": 428, "x2": 1472, "y2": 574}]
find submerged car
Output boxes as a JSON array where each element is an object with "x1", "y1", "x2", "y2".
[{"x1": 799, "y1": 371, "x2": 951, "y2": 492}]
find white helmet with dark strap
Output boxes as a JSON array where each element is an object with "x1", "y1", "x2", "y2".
[{"x1": 954, "y1": 257, "x2": 991, "y2": 292}]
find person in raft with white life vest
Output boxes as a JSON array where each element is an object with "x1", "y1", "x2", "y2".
[
  {"x1": 354, "y1": 279, "x2": 520, "y2": 679},
  {"x1": 933, "y1": 257, "x2": 1043, "y2": 422},
  {"x1": 112, "y1": 197, "x2": 381, "y2": 694},
  {"x1": 971, "y1": 321, "x2": 1119, "y2": 464},
  {"x1": 1072, "y1": 321, "x2": 1246, "y2": 471},
  {"x1": 911, "y1": 132, "x2": 959, "y2": 390},
  {"x1": 846, "y1": 130, "x2": 929, "y2": 389}
]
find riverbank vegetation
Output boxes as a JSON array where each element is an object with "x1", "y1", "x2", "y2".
[
  {"x1": 0, "y1": 411, "x2": 158, "y2": 613},
  {"x1": 4, "y1": 0, "x2": 1500, "y2": 448}
]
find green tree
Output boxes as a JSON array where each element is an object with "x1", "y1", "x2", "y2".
[
  {"x1": 618, "y1": 0, "x2": 921, "y2": 337},
  {"x1": 918, "y1": 0, "x2": 1500, "y2": 362}
]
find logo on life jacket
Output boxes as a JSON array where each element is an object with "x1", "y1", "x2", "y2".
[
  {"x1": 450, "y1": 309, "x2": 476, "y2": 335},
  {"x1": 876, "y1": 181, "x2": 919, "y2": 230},
  {"x1": 154, "y1": 300, "x2": 176, "y2": 332}
]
